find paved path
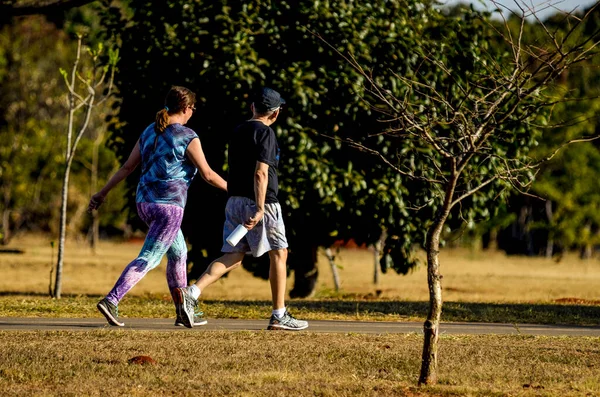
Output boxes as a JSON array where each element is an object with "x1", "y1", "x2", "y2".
[{"x1": 1, "y1": 317, "x2": 599, "y2": 336}]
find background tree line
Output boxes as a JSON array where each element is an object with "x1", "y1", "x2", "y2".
[{"x1": 1, "y1": 0, "x2": 599, "y2": 297}]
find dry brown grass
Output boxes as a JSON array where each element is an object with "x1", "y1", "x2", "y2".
[
  {"x1": 1, "y1": 233, "x2": 599, "y2": 305},
  {"x1": 0, "y1": 331, "x2": 598, "y2": 397},
  {"x1": 2, "y1": 234, "x2": 600, "y2": 396}
]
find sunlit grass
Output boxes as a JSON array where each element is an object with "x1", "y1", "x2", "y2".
[
  {"x1": 1, "y1": 234, "x2": 599, "y2": 326},
  {"x1": 0, "y1": 331, "x2": 598, "y2": 397},
  {"x1": 1, "y1": 234, "x2": 600, "y2": 396},
  {"x1": 2, "y1": 233, "x2": 599, "y2": 304}
]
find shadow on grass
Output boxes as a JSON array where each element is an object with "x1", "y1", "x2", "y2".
[
  {"x1": 0, "y1": 291, "x2": 55, "y2": 297},
  {"x1": 202, "y1": 299, "x2": 600, "y2": 326},
  {"x1": 1, "y1": 292, "x2": 599, "y2": 326}
]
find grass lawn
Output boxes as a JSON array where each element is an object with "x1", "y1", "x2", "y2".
[
  {"x1": 0, "y1": 331, "x2": 598, "y2": 396},
  {"x1": 0, "y1": 234, "x2": 599, "y2": 396}
]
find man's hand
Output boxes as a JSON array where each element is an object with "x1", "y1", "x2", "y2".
[
  {"x1": 87, "y1": 192, "x2": 106, "y2": 213},
  {"x1": 244, "y1": 209, "x2": 264, "y2": 231}
]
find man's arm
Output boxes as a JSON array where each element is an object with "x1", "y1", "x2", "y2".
[{"x1": 244, "y1": 161, "x2": 269, "y2": 230}]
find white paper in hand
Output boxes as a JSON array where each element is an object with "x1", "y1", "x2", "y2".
[{"x1": 226, "y1": 224, "x2": 248, "y2": 247}]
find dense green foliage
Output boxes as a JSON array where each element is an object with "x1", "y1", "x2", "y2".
[
  {"x1": 1, "y1": 1, "x2": 600, "y2": 290},
  {"x1": 0, "y1": 13, "x2": 125, "y2": 244},
  {"x1": 0, "y1": 17, "x2": 68, "y2": 241},
  {"x1": 487, "y1": 9, "x2": 600, "y2": 257},
  {"x1": 104, "y1": 0, "x2": 520, "y2": 288}
]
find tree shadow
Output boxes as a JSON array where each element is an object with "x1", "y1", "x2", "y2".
[
  {"x1": 202, "y1": 299, "x2": 600, "y2": 326},
  {"x1": 1, "y1": 292, "x2": 598, "y2": 326}
]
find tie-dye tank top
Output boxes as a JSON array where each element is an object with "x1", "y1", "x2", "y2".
[{"x1": 135, "y1": 123, "x2": 198, "y2": 208}]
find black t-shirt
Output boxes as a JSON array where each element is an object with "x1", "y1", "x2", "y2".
[{"x1": 227, "y1": 120, "x2": 280, "y2": 204}]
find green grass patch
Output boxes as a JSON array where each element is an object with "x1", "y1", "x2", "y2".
[{"x1": 1, "y1": 294, "x2": 599, "y2": 326}]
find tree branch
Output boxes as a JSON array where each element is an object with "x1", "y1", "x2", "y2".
[
  {"x1": 1, "y1": 0, "x2": 97, "y2": 16},
  {"x1": 321, "y1": 134, "x2": 444, "y2": 184}
]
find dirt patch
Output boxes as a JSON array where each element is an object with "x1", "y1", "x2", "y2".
[
  {"x1": 128, "y1": 355, "x2": 157, "y2": 365},
  {"x1": 554, "y1": 297, "x2": 600, "y2": 305}
]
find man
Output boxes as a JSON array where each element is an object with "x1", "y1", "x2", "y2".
[{"x1": 175, "y1": 87, "x2": 308, "y2": 331}]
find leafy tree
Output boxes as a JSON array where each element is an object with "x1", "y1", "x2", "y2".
[
  {"x1": 339, "y1": 0, "x2": 600, "y2": 385},
  {"x1": 475, "y1": 5, "x2": 600, "y2": 259},
  {"x1": 0, "y1": 16, "x2": 70, "y2": 244},
  {"x1": 527, "y1": 6, "x2": 600, "y2": 258},
  {"x1": 103, "y1": 0, "x2": 488, "y2": 297},
  {"x1": 0, "y1": 12, "x2": 126, "y2": 251},
  {"x1": 0, "y1": 0, "x2": 97, "y2": 17}
]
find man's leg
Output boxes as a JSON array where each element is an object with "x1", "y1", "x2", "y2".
[
  {"x1": 174, "y1": 252, "x2": 245, "y2": 328},
  {"x1": 266, "y1": 248, "x2": 308, "y2": 331},
  {"x1": 195, "y1": 252, "x2": 245, "y2": 291},
  {"x1": 268, "y1": 248, "x2": 288, "y2": 310}
]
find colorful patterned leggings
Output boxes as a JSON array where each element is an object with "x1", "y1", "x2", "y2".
[{"x1": 106, "y1": 203, "x2": 187, "y2": 305}]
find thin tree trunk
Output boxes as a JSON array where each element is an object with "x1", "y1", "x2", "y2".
[
  {"x1": 89, "y1": 131, "x2": 102, "y2": 253},
  {"x1": 53, "y1": 35, "x2": 114, "y2": 297},
  {"x1": 54, "y1": 165, "x2": 70, "y2": 298},
  {"x1": 373, "y1": 231, "x2": 386, "y2": 285},
  {"x1": 487, "y1": 227, "x2": 498, "y2": 251},
  {"x1": 53, "y1": 39, "x2": 80, "y2": 299},
  {"x1": 91, "y1": 208, "x2": 99, "y2": 253},
  {"x1": 1, "y1": 208, "x2": 10, "y2": 246},
  {"x1": 289, "y1": 243, "x2": 319, "y2": 299},
  {"x1": 418, "y1": 220, "x2": 444, "y2": 385},
  {"x1": 325, "y1": 247, "x2": 340, "y2": 291},
  {"x1": 545, "y1": 200, "x2": 553, "y2": 258},
  {"x1": 580, "y1": 221, "x2": 592, "y2": 259},
  {"x1": 54, "y1": 91, "x2": 94, "y2": 299},
  {"x1": 419, "y1": 175, "x2": 457, "y2": 385},
  {"x1": 373, "y1": 243, "x2": 380, "y2": 286},
  {"x1": 1, "y1": 183, "x2": 11, "y2": 245}
]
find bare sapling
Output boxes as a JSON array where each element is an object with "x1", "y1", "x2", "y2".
[
  {"x1": 52, "y1": 35, "x2": 118, "y2": 298},
  {"x1": 322, "y1": 0, "x2": 600, "y2": 385}
]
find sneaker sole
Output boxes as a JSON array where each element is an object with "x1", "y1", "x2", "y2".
[
  {"x1": 175, "y1": 320, "x2": 208, "y2": 327},
  {"x1": 174, "y1": 288, "x2": 194, "y2": 329},
  {"x1": 267, "y1": 324, "x2": 308, "y2": 331},
  {"x1": 97, "y1": 302, "x2": 124, "y2": 327}
]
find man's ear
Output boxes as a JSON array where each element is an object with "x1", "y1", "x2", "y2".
[{"x1": 270, "y1": 109, "x2": 280, "y2": 120}]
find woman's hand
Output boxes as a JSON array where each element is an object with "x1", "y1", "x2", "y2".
[{"x1": 88, "y1": 192, "x2": 106, "y2": 213}]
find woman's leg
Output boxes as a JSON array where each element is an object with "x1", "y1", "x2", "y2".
[
  {"x1": 105, "y1": 203, "x2": 184, "y2": 305},
  {"x1": 166, "y1": 229, "x2": 187, "y2": 300}
]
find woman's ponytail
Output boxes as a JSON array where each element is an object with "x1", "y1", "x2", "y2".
[
  {"x1": 154, "y1": 86, "x2": 196, "y2": 134},
  {"x1": 155, "y1": 108, "x2": 169, "y2": 134}
]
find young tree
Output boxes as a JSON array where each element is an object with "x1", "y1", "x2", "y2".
[
  {"x1": 52, "y1": 35, "x2": 117, "y2": 298},
  {"x1": 334, "y1": 0, "x2": 600, "y2": 385}
]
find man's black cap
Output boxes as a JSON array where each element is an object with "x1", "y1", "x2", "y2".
[{"x1": 252, "y1": 87, "x2": 286, "y2": 111}]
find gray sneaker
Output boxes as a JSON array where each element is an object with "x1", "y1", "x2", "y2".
[
  {"x1": 97, "y1": 298, "x2": 124, "y2": 327},
  {"x1": 173, "y1": 287, "x2": 196, "y2": 328},
  {"x1": 267, "y1": 311, "x2": 308, "y2": 331},
  {"x1": 175, "y1": 309, "x2": 207, "y2": 327}
]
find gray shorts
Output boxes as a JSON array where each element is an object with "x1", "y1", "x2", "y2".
[{"x1": 221, "y1": 196, "x2": 288, "y2": 257}]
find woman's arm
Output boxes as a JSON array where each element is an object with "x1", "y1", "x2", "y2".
[
  {"x1": 186, "y1": 138, "x2": 228, "y2": 192},
  {"x1": 88, "y1": 141, "x2": 142, "y2": 212}
]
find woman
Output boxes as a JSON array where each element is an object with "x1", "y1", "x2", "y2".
[{"x1": 88, "y1": 85, "x2": 226, "y2": 327}]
